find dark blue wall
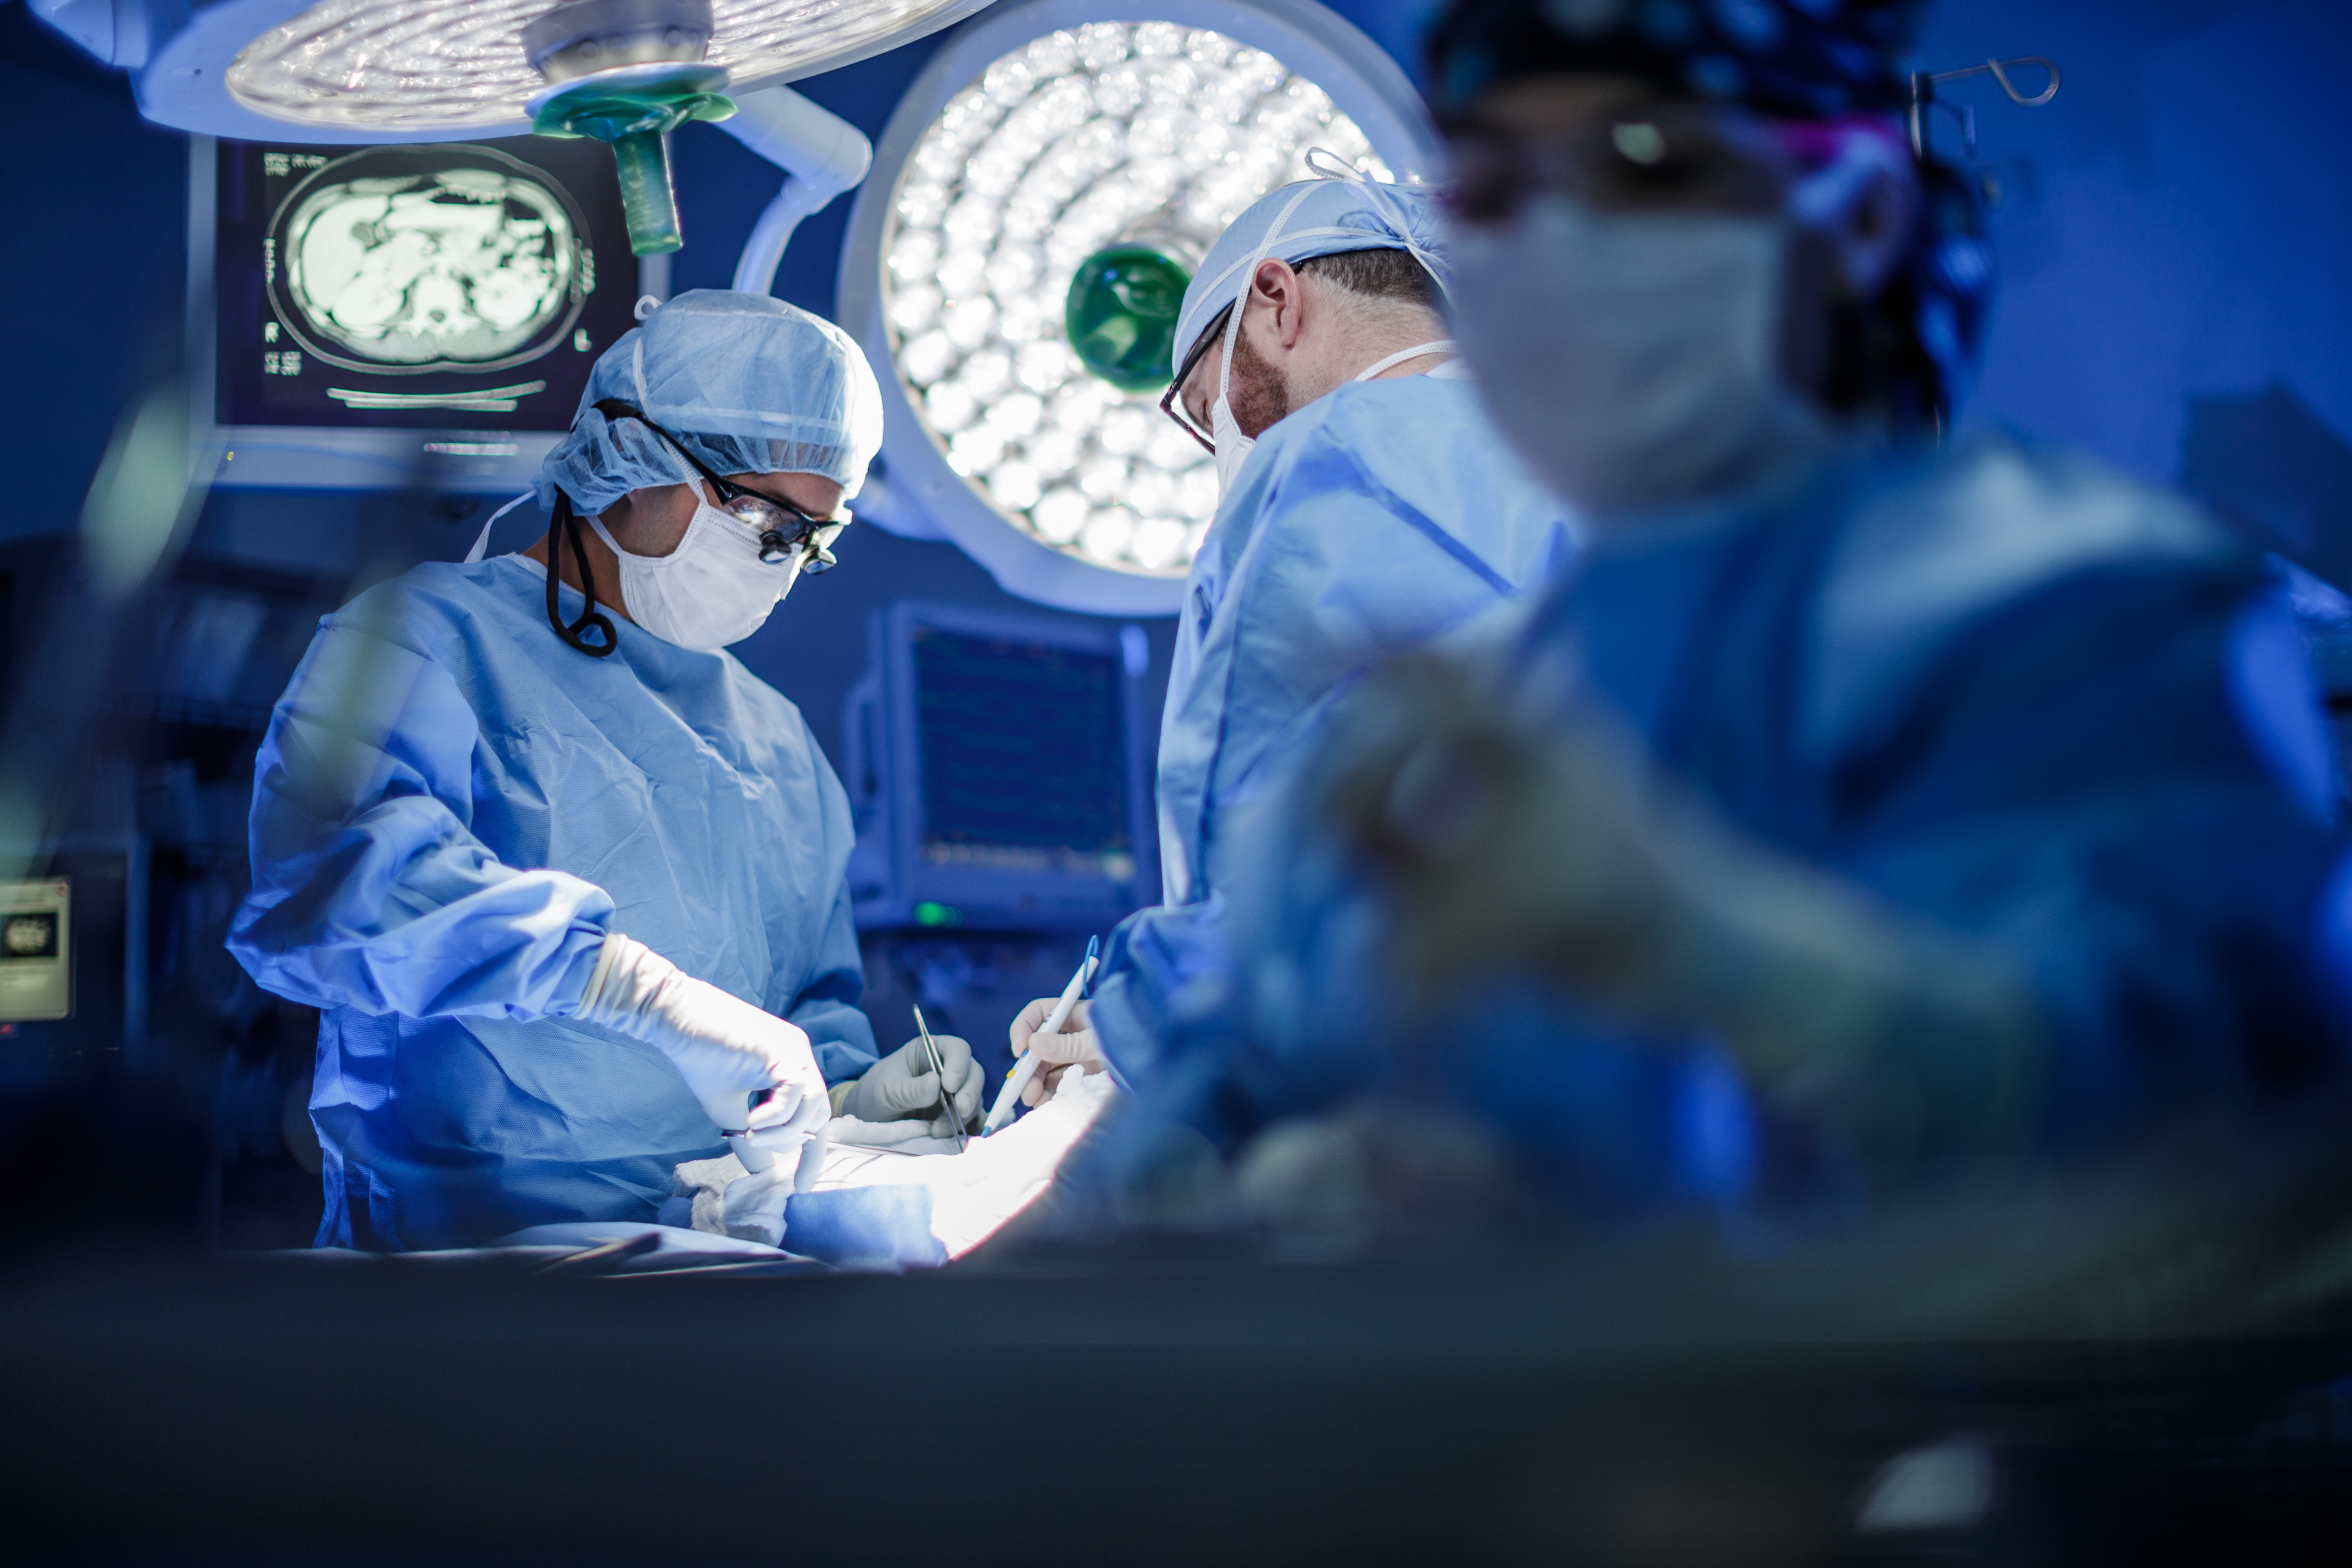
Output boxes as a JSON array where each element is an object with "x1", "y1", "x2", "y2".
[{"x1": 1913, "y1": 0, "x2": 2352, "y2": 487}]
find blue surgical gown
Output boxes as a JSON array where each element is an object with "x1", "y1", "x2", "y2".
[
  {"x1": 1107, "y1": 432, "x2": 2348, "y2": 1212},
  {"x1": 1156, "y1": 368, "x2": 1576, "y2": 903},
  {"x1": 228, "y1": 556, "x2": 878, "y2": 1250}
]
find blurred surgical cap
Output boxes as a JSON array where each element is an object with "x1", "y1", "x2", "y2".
[
  {"x1": 1173, "y1": 173, "x2": 1450, "y2": 378},
  {"x1": 1425, "y1": 0, "x2": 1924, "y2": 126},
  {"x1": 536, "y1": 289, "x2": 885, "y2": 517}
]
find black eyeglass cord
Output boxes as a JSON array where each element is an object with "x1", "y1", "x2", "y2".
[{"x1": 545, "y1": 491, "x2": 619, "y2": 657}]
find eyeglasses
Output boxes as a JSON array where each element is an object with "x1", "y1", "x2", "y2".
[
  {"x1": 591, "y1": 399, "x2": 851, "y2": 574},
  {"x1": 1157, "y1": 303, "x2": 1233, "y2": 455},
  {"x1": 1445, "y1": 103, "x2": 1794, "y2": 225}
]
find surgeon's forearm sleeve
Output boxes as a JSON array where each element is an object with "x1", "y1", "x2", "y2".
[
  {"x1": 783, "y1": 882, "x2": 878, "y2": 1083},
  {"x1": 227, "y1": 619, "x2": 614, "y2": 1021},
  {"x1": 1656, "y1": 840, "x2": 2048, "y2": 1169}
]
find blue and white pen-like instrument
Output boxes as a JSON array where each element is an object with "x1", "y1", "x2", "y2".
[{"x1": 983, "y1": 935, "x2": 1098, "y2": 1135}]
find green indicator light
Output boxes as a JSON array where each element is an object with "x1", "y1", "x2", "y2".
[
  {"x1": 914, "y1": 901, "x2": 962, "y2": 928},
  {"x1": 1064, "y1": 245, "x2": 1192, "y2": 394}
]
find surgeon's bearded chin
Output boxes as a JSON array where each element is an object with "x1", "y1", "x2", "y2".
[{"x1": 1225, "y1": 322, "x2": 1294, "y2": 439}]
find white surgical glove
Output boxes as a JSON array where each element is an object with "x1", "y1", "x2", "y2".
[
  {"x1": 569, "y1": 932, "x2": 829, "y2": 1138},
  {"x1": 1009, "y1": 996, "x2": 1106, "y2": 1107}
]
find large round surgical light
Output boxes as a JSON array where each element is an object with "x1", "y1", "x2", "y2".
[
  {"x1": 841, "y1": 0, "x2": 1438, "y2": 614},
  {"x1": 135, "y1": 0, "x2": 997, "y2": 144},
  {"x1": 224, "y1": 0, "x2": 987, "y2": 133},
  {"x1": 883, "y1": 22, "x2": 1386, "y2": 581}
]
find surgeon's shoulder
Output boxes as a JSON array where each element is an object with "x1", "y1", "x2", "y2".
[
  {"x1": 1272, "y1": 372, "x2": 1482, "y2": 461},
  {"x1": 1832, "y1": 428, "x2": 2240, "y2": 619},
  {"x1": 1262, "y1": 374, "x2": 1567, "y2": 534},
  {"x1": 1807, "y1": 428, "x2": 2253, "y2": 749},
  {"x1": 322, "y1": 560, "x2": 516, "y2": 659}
]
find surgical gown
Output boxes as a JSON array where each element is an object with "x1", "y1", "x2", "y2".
[
  {"x1": 1156, "y1": 369, "x2": 1576, "y2": 904},
  {"x1": 229, "y1": 556, "x2": 878, "y2": 1250},
  {"x1": 1115, "y1": 433, "x2": 2349, "y2": 1212}
]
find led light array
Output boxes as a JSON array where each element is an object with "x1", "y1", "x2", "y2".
[
  {"x1": 228, "y1": 0, "x2": 970, "y2": 131},
  {"x1": 883, "y1": 21, "x2": 1386, "y2": 576}
]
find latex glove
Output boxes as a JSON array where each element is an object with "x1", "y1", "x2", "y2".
[
  {"x1": 569, "y1": 933, "x2": 828, "y2": 1138},
  {"x1": 720, "y1": 1123, "x2": 828, "y2": 1247},
  {"x1": 839, "y1": 1035, "x2": 984, "y2": 1138},
  {"x1": 1009, "y1": 996, "x2": 1104, "y2": 1107}
]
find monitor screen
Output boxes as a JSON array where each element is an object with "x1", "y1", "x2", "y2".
[
  {"x1": 211, "y1": 136, "x2": 641, "y2": 436},
  {"x1": 912, "y1": 625, "x2": 1135, "y2": 883}
]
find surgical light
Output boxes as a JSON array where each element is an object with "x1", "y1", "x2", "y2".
[
  {"x1": 873, "y1": 17, "x2": 1396, "y2": 592},
  {"x1": 221, "y1": 0, "x2": 982, "y2": 133},
  {"x1": 839, "y1": 0, "x2": 1438, "y2": 613},
  {"x1": 522, "y1": 0, "x2": 737, "y2": 256}
]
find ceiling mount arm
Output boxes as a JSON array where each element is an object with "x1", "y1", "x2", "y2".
[{"x1": 723, "y1": 85, "x2": 873, "y2": 297}]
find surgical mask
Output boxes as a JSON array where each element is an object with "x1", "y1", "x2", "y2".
[
  {"x1": 1449, "y1": 194, "x2": 1827, "y2": 518},
  {"x1": 588, "y1": 495, "x2": 801, "y2": 652},
  {"x1": 1211, "y1": 393, "x2": 1255, "y2": 500},
  {"x1": 1209, "y1": 307, "x2": 1258, "y2": 501}
]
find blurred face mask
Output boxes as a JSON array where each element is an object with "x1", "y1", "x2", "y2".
[
  {"x1": 589, "y1": 494, "x2": 800, "y2": 652},
  {"x1": 1449, "y1": 194, "x2": 1825, "y2": 517}
]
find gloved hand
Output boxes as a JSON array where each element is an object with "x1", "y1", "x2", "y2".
[
  {"x1": 1316, "y1": 654, "x2": 2044, "y2": 1162},
  {"x1": 568, "y1": 932, "x2": 829, "y2": 1138},
  {"x1": 840, "y1": 1034, "x2": 984, "y2": 1138},
  {"x1": 1009, "y1": 996, "x2": 1105, "y2": 1107}
]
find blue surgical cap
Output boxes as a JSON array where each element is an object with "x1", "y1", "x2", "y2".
[
  {"x1": 535, "y1": 289, "x2": 885, "y2": 517},
  {"x1": 1172, "y1": 170, "x2": 1451, "y2": 379}
]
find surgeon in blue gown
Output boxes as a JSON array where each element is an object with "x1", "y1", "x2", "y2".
[
  {"x1": 1007, "y1": 170, "x2": 1576, "y2": 1100},
  {"x1": 1072, "y1": 0, "x2": 2350, "y2": 1221},
  {"x1": 230, "y1": 292, "x2": 888, "y2": 1250}
]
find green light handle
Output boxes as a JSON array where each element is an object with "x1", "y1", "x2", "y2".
[
  {"x1": 610, "y1": 131, "x2": 682, "y2": 256},
  {"x1": 531, "y1": 69, "x2": 732, "y2": 259}
]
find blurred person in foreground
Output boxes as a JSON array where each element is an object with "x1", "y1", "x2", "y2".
[
  {"x1": 1004, "y1": 170, "x2": 1577, "y2": 1106},
  {"x1": 1041, "y1": 0, "x2": 2351, "y2": 1236}
]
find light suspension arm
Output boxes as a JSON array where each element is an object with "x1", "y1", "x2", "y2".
[{"x1": 723, "y1": 85, "x2": 873, "y2": 297}]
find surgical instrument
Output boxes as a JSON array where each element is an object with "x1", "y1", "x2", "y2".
[
  {"x1": 984, "y1": 936, "x2": 1098, "y2": 1135},
  {"x1": 912, "y1": 1004, "x2": 966, "y2": 1153}
]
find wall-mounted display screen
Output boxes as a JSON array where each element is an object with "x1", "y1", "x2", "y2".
[{"x1": 213, "y1": 137, "x2": 640, "y2": 435}]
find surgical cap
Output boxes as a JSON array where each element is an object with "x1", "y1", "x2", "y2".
[
  {"x1": 535, "y1": 289, "x2": 885, "y2": 517},
  {"x1": 1172, "y1": 172, "x2": 1451, "y2": 378},
  {"x1": 1425, "y1": 0, "x2": 1924, "y2": 125}
]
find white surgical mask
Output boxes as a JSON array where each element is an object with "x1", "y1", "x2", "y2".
[
  {"x1": 1450, "y1": 195, "x2": 1827, "y2": 518},
  {"x1": 1208, "y1": 301, "x2": 1258, "y2": 502},
  {"x1": 589, "y1": 495, "x2": 800, "y2": 652},
  {"x1": 1210, "y1": 395, "x2": 1256, "y2": 501}
]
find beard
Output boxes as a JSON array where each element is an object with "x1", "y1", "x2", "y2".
[{"x1": 1225, "y1": 324, "x2": 1292, "y2": 438}]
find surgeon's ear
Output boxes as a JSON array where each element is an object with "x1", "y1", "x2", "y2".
[
  {"x1": 1820, "y1": 160, "x2": 1917, "y2": 301},
  {"x1": 1254, "y1": 259, "x2": 1310, "y2": 350}
]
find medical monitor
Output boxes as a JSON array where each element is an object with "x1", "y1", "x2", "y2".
[
  {"x1": 191, "y1": 135, "x2": 658, "y2": 493},
  {"x1": 845, "y1": 602, "x2": 1154, "y2": 931}
]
